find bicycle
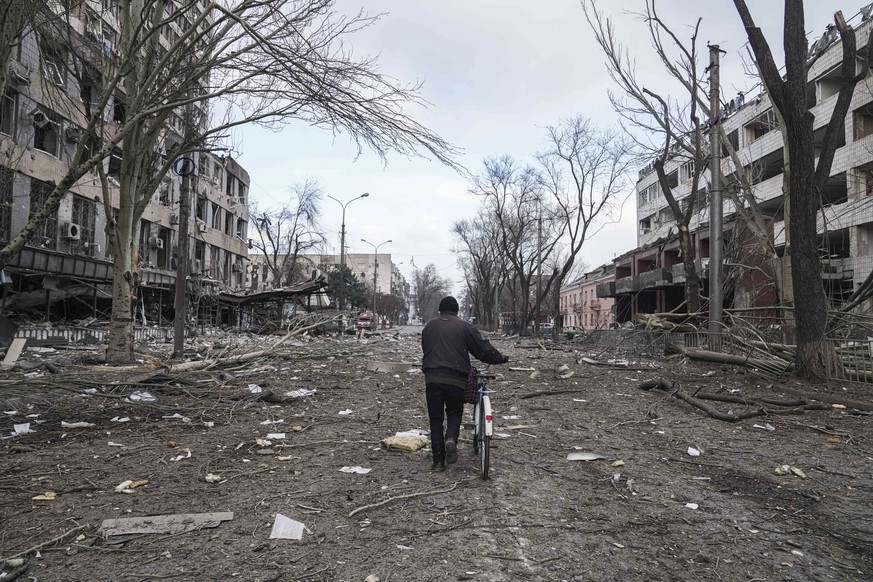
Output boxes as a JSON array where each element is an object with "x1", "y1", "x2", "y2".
[{"x1": 471, "y1": 368, "x2": 497, "y2": 480}]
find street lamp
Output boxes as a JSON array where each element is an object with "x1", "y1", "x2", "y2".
[
  {"x1": 361, "y1": 238, "x2": 391, "y2": 322},
  {"x1": 326, "y1": 192, "x2": 369, "y2": 309}
]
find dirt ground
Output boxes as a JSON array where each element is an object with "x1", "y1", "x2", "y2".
[{"x1": 1, "y1": 326, "x2": 872, "y2": 582}]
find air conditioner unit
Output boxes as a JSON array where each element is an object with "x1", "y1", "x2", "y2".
[
  {"x1": 170, "y1": 213, "x2": 179, "y2": 225},
  {"x1": 65, "y1": 127, "x2": 82, "y2": 143},
  {"x1": 29, "y1": 108, "x2": 49, "y2": 128},
  {"x1": 62, "y1": 222, "x2": 81, "y2": 241},
  {"x1": 149, "y1": 237, "x2": 164, "y2": 249},
  {"x1": 197, "y1": 223, "x2": 207, "y2": 233}
]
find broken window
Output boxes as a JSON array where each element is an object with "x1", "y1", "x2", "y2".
[
  {"x1": 0, "y1": 166, "x2": 13, "y2": 243},
  {"x1": 211, "y1": 202, "x2": 220, "y2": 229},
  {"x1": 107, "y1": 147, "x2": 122, "y2": 178},
  {"x1": 159, "y1": 179, "x2": 171, "y2": 206},
  {"x1": 679, "y1": 160, "x2": 695, "y2": 183},
  {"x1": 29, "y1": 178, "x2": 58, "y2": 250},
  {"x1": 33, "y1": 109, "x2": 61, "y2": 157},
  {"x1": 226, "y1": 173, "x2": 236, "y2": 198},
  {"x1": 139, "y1": 219, "x2": 152, "y2": 264},
  {"x1": 196, "y1": 196, "x2": 207, "y2": 221},
  {"x1": 112, "y1": 94, "x2": 126, "y2": 123},
  {"x1": 102, "y1": 0, "x2": 119, "y2": 18},
  {"x1": 237, "y1": 181, "x2": 246, "y2": 204},
  {"x1": 744, "y1": 109, "x2": 778, "y2": 144},
  {"x1": 224, "y1": 211, "x2": 233, "y2": 235},
  {"x1": 210, "y1": 245, "x2": 220, "y2": 277},
  {"x1": 72, "y1": 195, "x2": 97, "y2": 246},
  {"x1": 235, "y1": 217, "x2": 245, "y2": 239},
  {"x1": 854, "y1": 103, "x2": 873, "y2": 140},
  {"x1": 0, "y1": 90, "x2": 16, "y2": 136},
  {"x1": 39, "y1": 40, "x2": 66, "y2": 86}
]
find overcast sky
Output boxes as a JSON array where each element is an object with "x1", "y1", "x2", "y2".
[{"x1": 235, "y1": 0, "x2": 870, "y2": 293}]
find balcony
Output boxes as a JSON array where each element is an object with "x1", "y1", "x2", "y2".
[
  {"x1": 639, "y1": 268, "x2": 673, "y2": 289},
  {"x1": 596, "y1": 281, "x2": 616, "y2": 298},
  {"x1": 672, "y1": 258, "x2": 709, "y2": 283},
  {"x1": 615, "y1": 275, "x2": 639, "y2": 295}
]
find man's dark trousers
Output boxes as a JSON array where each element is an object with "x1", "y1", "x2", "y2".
[{"x1": 425, "y1": 382, "x2": 464, "y2": 462}]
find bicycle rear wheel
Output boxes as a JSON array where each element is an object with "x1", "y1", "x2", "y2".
[{"x1": 478, "y1": 401, "x2": 490, "y2": 480}]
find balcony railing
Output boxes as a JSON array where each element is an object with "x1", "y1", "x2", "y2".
[{"x1": 639, "y1": 268, "x2": 673, "y2": 289}]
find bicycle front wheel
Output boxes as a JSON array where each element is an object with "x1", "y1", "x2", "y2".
[
  {"x1": 478, "y1": 402, "x2": 490, "y2": 480},
  {"x1": 472, "y1": 401, "x2": 480, "y2": 455}
]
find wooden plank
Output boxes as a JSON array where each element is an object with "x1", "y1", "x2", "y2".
[{"x1": 2, "y1": 338, "x2": 27, "y2": 369}]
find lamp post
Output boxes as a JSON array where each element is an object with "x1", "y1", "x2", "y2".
[
  {"x1": 326, "y1": 193, "x2": 369, "y2": 310},
  {"x1": 361, "y1": 238, "x2": 391, "y2": 321}
]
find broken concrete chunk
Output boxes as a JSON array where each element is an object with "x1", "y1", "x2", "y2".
[
  {"x1": 1, "y1": 338, "x2": 27, "y2": 369},
  {"x1": 99, "y1": 512, "x2": 234, "y2": 537}
]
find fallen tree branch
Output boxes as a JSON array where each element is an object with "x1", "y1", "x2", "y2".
[
  {"x1": 1, "y1": 524, "x2": 89, "y2": 562},
  {"x1": 521, "y1": 388, "x2": 591, "y2": 399},
  {"x1": 348, "y1": 481, "x2": 460, "y2": 517}
]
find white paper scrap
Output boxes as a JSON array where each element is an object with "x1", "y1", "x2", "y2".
[
  {"x1": 567, "y1": 452, "x2": 605, "y2": 461},
  {"x1": 753, "y1": 423, "x2": 776, "y2": 431},
  {"x1": 338, "y1": 409, "x2": 353, "y2": 416},
  {"x1": 247, "y1": 384, "x2": 263, "y2": 394},
  {"x1": 286, "y1": 389, "x2": 316, "y2": 398},
  {"x1": 266, "y1": 433, "x2": 286, "y2": 440},
  {"x1": 685, "y1": 503, "x2": 699, "y2": 510},
  {"x1": 11, "y1": 423, "x2": 31, "y2": 436},
  {"x1": 61, "y1": 421, "x2": 95, "y2": 429},
  {"x1": 128, "y1": 391, "x2": 156, "y2": 402},
  {"x1": 339, "y1": 466, "x2": 372, "y2": 474},
  {"x1": 687, "y1": 447, "x2": 701, "y2": 457},
  {"x1": 269, "y1": 514, "x2": 310, "y2": 540}
]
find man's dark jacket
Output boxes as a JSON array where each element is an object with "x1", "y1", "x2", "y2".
[{"x1": 421, "y1": 313, "x2": 506, "y2": 388}]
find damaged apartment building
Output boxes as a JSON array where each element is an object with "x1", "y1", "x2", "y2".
[
  {"x1": 599, "y1": 7, "x2": 873, "y2": 324},
  {"x1": 0, "y1": 1, "x2": 251, "y2": 329}
]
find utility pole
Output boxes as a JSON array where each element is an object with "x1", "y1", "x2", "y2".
[
  {"x1": 361, "y1": 238, "x2": 391, "y2": 324},
  {"x1": 708, "y1": 44, "x2": 724, "y2": 335},
  {"x1": 173, "y1": 101, "x2": 195, "y2": 358},
  {"x1": 327, "y1": 193, "x2": 369, "y2": 311},
  {"x1": 536, "y1": 196, "x2": 543, "y2": 336}
]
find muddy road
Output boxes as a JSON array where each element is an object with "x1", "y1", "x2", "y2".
[{"x1": 1, "y1": 327, "x2": 871, "y2": 581}]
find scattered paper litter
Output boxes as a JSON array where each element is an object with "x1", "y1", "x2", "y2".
[
  {"x1": 162, "y1": 413, "x2": 191, "y2": 423},
  {"x1": 269, "y1": 514, "x2": 310, "y2": 540},
  {"x1": 32, "y1": 492, "x2": 56, "y2": 501},
  {"x1": 266, "y1": 433, "x2": 286, "y2": 440},
  {"x1": 687, "y1": 447, "x2": 701, "y2": 457},
  {"x1": 107, "y1": 441, "x2": 125, "y2": 447},
  {"x1": 685, "y1": 503, "x2": 699, "y2": 510},
  {"x1": 339, "y1": 466, "x2": 372, "y2": 474},
  {"x1": 170, "y1": 449, "x2": 192, "y2": 462},
  {"x1": 260, "y1": 419, "x2": 284, "y2": 425},
  {"x1": 611, "y1": 460, "x2": 625, "y2": 467},
  {"x1": 127, "y1": 391, "x2": 156, "y2": 402},
  {"x1": 255, "y1": 438, "x2": 272, "y2": 446},
  {"x1": 286, "y1": 389, "x2": 316, "y2": 398},
  {"x1": 753, "y1": 423, "x2": 776, "y2": 431},
  {"x1": 502, "y1": 415, "x2": 521, "y2": 420},
  {"x1": 395, "y1": 429, "x2": 428, "y2": 438},
  {"x1": 61, "y1": 421, "x2": 95, "y2": 429},
  {"x1": 774, "y1": 465, "x2": 806, "y2": 478},
  {"x1": 573, "y1": 399, "x2": 587, "y2": 402},
  {"x1": 11, "y1": 423, "x2": 31, "y2": 436},
  {"x1": 338, "y1": 409, "x2": 353, "y2": 416},
  {"x1": 396, "y1": 544, "x2": 414, "y2": 551},
  {"x1": 247, "y1": 384, "x2": 263, "y2": 394},
  {"x1": 111, "y1": 416, "x2": 131, "y2": 423},
  {"x1": 567, "y1": 452, "x2": 605, "y2": 461},
  {"x1": 205, "y1": 473, "x2": 222, "y2": 483},
  {"x1": 494, "y1": 433, "x2": 511, "y2": 439}
]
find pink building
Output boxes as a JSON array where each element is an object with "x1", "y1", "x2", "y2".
[{"x1": 560, "y1": 265, "x2": 615, "y2": 329}]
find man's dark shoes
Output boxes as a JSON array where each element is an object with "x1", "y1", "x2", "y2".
[
  {"x1": 431, "y1": 459, "x2": 445, "y2": 471},
  {"x1": 445, "y1": 439, "x2": 458, "y2": 464}
]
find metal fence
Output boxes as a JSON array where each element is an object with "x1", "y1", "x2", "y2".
[{"x1": 823, "y1": 337, "x2": 873, "y2": 385}]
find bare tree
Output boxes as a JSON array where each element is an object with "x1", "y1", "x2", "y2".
[
  {"x1": 2, "y1": 0, "x2": 458, "y2": 362},
  {"x1": 537, "y1": 115, "x2": 635, "y2": 333},
  {"x1": 734, "y1": 1, "x2": 872, "y2": 380},
  {"x1": 452, "y1": 210, "x2": 505, "y2": 330},
  {"x1": 582, "y1": 0, "x2": 787, "y2": 322},
  {"x1": 250, "y1": 179, "x2": 324, "y2": 288},
  {"x1": 412, "y1": 263, "x2": 451, "y2": 321}
]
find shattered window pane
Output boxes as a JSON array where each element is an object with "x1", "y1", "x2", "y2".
[{"x1": 29, "y1": 178, "x2": 58, "y2": 250}]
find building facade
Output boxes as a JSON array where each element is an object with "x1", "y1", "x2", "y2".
[
  {"x1": 1, "y1": 1, "x2": 250, "y2": 325},
  {"x1": 560, "y1": 265, "x2": 615, "y2": 329},
  {"x1": 599, "y1": 9, "x2": 873, "y2": 322}
]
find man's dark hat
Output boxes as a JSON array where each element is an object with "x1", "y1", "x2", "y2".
[{"x1": 438, "y1": 296, "x2": 459, "y2": 313}]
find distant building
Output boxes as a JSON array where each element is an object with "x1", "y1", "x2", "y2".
[
  {"x1": 1, "y1": 1, "x2": 250, "y2": 326},
  {"x1": 560, "y1": 265, "x2": 615, "y2": 329},
  {"x1": 599, "y1": 10, "x2": 873, "y2": 321}
]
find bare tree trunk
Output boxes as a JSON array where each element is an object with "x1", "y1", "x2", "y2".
[{"x1": 107, "y1": 263, "x2": 136, "y2": 362}]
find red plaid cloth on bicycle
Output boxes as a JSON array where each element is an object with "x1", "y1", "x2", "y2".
[{"x1": 465, "y1": 367, "x2": 478, "y2": 404}]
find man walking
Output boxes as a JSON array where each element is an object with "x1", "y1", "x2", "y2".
[{"x1": 421, "y1": 296, "x2": 509, "y2": 470}]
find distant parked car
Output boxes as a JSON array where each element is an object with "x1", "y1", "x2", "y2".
[
  {"x1": 540, "y1": 323, "x2": 553, "y2": 331},
  {"x1": 356, "y1": 310, "x2": 374, "y2": 331},
  {"x1": 563, "y1": 326, "x2": 586, "y2": 339}
]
